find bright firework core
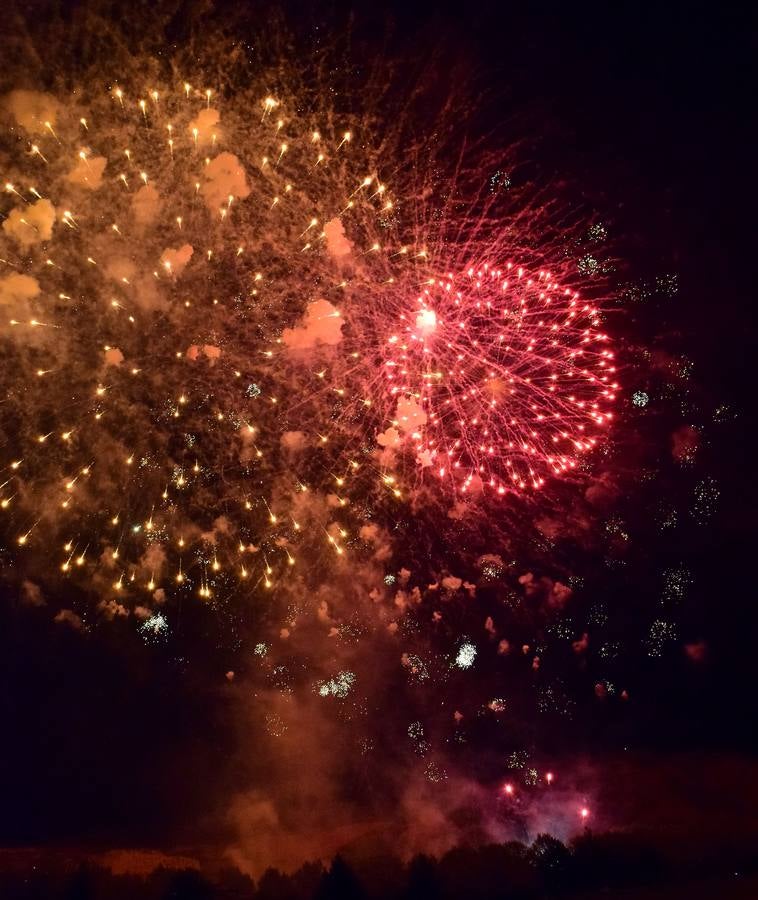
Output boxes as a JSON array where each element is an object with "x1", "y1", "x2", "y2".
[
  {"x1": 383, "y1": 264, "x2": 617, "y2": 494},
  {"x1": 415, "y1": 307, "x2": 438, "y2": 335}
]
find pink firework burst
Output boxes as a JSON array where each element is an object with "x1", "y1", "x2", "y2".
[{"x1": 380, "y1": 262, "x2": 618, "y2": 495}]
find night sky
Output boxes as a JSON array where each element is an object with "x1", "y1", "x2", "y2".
[{"x1": 0, "y1": 0, "x2": 755, "y2": 879}]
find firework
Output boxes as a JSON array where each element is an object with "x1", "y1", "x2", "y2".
[
  {"x1": 0, "y1": 54, "x2": 623, "y2": 625},
  {"x1": 2, "y1": 6, "x2": 734, "y2": 877},
  {"x1": 0, "y1": 76, "x2": 418, "y2": 608},
  {"x1": 377, "y1": 264, "x2": 618, "y2": 494},
  {"x1": 1, "y1": 52, "x2": 622, "y2": 830},
  {"x1": 1, "y1": 68, "x2": 619, "y2": 620}
]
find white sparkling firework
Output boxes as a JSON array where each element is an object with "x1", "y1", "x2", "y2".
[{"x1": 455, "y1": 641, "x2": 477, "y2": 669}]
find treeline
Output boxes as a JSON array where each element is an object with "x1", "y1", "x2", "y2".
[{"x1": 1, "y1": 830, "x2": 756, "y2": 900}]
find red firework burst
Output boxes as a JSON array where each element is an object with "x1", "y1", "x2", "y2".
[{"x1": 379, "y1": 263, "x2": 618, "y2": 495}]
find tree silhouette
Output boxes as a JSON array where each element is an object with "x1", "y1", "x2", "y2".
[
  {"x1": 529, "y1": 833, "x2": 571, "y2": 890},
  {"x1": 0, "y1": 828, "x2": 751, "y2": 899},
  {"x1": 290, "y1": 861, "x2": 325, "y2": 900},
  {"x1": 314, "y1": 855, "x2": 365, "y2": 900},
  {"x1": 162, "y1": 868, "x2": 215, "y2": 900},
  {"x1": 404, "y1": 854, "x2": 441, "y2": 900},
  {"x1": 257, "y1": 867, "x2": 296, "y2": 900}
]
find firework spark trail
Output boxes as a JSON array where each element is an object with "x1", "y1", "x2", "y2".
[
  {"x1": 0, "y1": 60, "x2": 618, "y2": 613},
  {"x1": 375, "y1": 263, "x2": 617, "y2": 494},
  {"x1": 0, "y1": 75, "x2": 427, "y2": 605}
]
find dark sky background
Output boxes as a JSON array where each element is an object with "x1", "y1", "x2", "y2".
[{"x1": 0, "y1": 0, "x2": 756, "y2": 872}]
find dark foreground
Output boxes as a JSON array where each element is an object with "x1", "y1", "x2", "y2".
[{"x1": 1, "y1": 830, "x2": 756, "y2": 899}]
